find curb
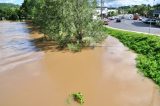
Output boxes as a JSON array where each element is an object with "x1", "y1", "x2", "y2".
[{"x1": 105, "y1": 26, "x2": 160, "y2": 36}]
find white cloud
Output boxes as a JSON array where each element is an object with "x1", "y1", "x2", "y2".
[
  {"x1": 0, "y1": 0, "x2": 23, "y2": 4},
  {"x1": 0, "y1": 0, "x2": 15, "y2": 3},
  {"x1": 0, "y1": 0, "x2": 160, "y2": 6},
  {"x1": 104, "y1": 0, "x2": 160, "y2": 7}
]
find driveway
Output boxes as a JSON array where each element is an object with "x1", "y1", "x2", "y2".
[{"x1": 108, "y1": 19, "x2": 160, "y2": 35}]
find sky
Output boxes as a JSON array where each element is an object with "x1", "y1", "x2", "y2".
[
  {"x1": 0, "y1": 0, "x2": 24, "y2": 5},
  {"x1": 105, "y1": 0, "x2": 160, "y2": 7},
  {"x1": 0, "y1": 0, "x2": 160, "y2": 7}
]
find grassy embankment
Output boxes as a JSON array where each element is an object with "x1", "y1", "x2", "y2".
[{"x1": 104, "y1": 27, "x2": 160, "y2": 86}]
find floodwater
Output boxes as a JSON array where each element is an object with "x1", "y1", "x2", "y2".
[
  {"x1": 0, "y1": 21, "x2": 43, "y2": 72},
  {"x1": 0, "y1": 21, "x2": 160, "y2": 106}
]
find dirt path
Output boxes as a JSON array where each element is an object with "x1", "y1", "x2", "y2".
[{"x1": 0, "y1": 31, "x2": 160, "y2": 106}]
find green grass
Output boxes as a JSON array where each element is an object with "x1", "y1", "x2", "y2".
[{"x1": 104, "y1": 27, "x2": 160, "y2": 86}]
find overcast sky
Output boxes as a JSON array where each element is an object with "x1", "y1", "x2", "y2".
[{"x1": 0, "y1": 0, "x2": 160, "y2": 7}]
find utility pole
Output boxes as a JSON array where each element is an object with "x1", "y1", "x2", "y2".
[{"x1": 101, "y1": 0, "x2": 104, "y2": 19}]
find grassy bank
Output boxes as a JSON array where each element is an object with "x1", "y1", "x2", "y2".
[{"x1": 104, "y1": 27, "x2": 160, "y2": 86}]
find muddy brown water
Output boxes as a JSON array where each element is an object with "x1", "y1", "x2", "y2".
[{"x1": 0, "y1": 21, "x2": 160, "y2": 106}]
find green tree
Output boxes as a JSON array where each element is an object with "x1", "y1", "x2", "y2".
[
  {"x1": 0, "y1": 3, "x2": 20, "y2": 20},
  {"x1": 108, "y1": 11, "x2": 117, "y2": 17},
  {"x1": 119, "y1": 4, "x2": 152, "y2": 17},
  {"x1": 20, "y1": 0, "x2": 37, "y2": 19},
  {"x1": 34, "y1": 0, "x2": 103, "y2": 48}
]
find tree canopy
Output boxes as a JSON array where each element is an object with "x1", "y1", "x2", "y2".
[
  {"x1": 118, "y1": 4, "x2": 159, "y2": 17},
  {"x1": 20, "y1": 0, "x2": 104, "y2": 50},
  {"x1": 0, "y1": 3, "x2": 20, "y2": 20}
]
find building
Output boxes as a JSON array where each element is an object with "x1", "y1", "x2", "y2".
[
  {"x1": 96, "y1": 8, "x2": 108, "y2": 17},
  {"x1": 153, "y1": 10, "x2": 160, "y2": 18},
  {"x1": 153, "y1": 10, "x2": 160, "y2": 26},
  {"x1": 123, "y1": 14, "x2": 133, "y2": 20}
]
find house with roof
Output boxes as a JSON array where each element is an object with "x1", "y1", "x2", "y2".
[
  {"x1": 153, "y1": 10, "x2": 160, "y2": 18},
  {"x1": 153, "y1": 10, "x2": 160, "y2": 26}
]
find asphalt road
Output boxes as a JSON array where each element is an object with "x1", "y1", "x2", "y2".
[{"x1": 108, "y1": 19, "x2": 160, "y2": 35}]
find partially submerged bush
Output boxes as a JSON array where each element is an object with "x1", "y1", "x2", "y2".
[
  {"x1": 82, "y1": 37, "x2": 95, "y2": 46},
  {"x1": 72, "y1": 92, "x2": 85, "y2": 104},
  {"x1": 67, "y1": 43, "x2": 82, "y2": 52},
  {"x1": 33, "y1": 0, "x2": 105, "y2": 50}
]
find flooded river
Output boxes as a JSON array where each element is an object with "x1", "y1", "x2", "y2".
[
  {"x1": 0, "y1": 21, "x2": 43, "y2": 72},
  {"x1": 0, "y1": 21, "x2": 160, "y2": 106}
]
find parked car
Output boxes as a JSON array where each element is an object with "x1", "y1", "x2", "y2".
[
  {"x1": 116, "y1": 18, "x2": 121, "y2": 22},
  {"x1": 142, "y1": 19, "x2": 156, "y2": 25},
  {"x1": 108, "y1": 17, "x2": 115, "y2": 20},
  {"x1": 139, "y1": 17, "x2": 142, "y2": 21},
  {"x1": 133, "y1": 14, "x2": 139, "y2": 20},
  {"x1": 103, "y1": 19, "x2": 109, "y2": 25}
]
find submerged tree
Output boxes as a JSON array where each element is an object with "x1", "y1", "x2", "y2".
[{"x1": 33, "y1": 0, "x2": 104, "y2": 49}]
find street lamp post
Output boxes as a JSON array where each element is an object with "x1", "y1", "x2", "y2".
[{"x1": 149, "y1": 0, "x2": 155, "y2": 33}]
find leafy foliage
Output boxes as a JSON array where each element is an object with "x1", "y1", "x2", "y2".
[
  {"x1": 118, "y1": 4, "x2": 152, "y2": 17},
  {"x1": 104, "y1": 27, "x2": 160, "y2": 86},
  {"x1": 0, "y1": 3, "x2": 20, "y2": 20},
  {"x1": 30, "y1": 0, "x2": 104, "y2": 50},
  {"x1": 19, "y1": 0, "x2": 38, "y2": 20},
  {"x1": 108, "y1": 11, "x2": 118, "y2": 17},
  {"x1": 72, "y1": 92, "x2": 85, "y2": 104},
  {"x1": 67, "y1": 43, "x2": 82, "y2": 52},
  {"x1": 0, "y1": 3, "x2": 19, "y2": 9}
]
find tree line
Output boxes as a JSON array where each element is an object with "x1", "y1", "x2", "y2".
[
  {"x1": 118, "y1": 4, "x2": 160, "y2": 17},
  {"x1": 0, "y1": 3, "x2": 20, "y2": 20}
]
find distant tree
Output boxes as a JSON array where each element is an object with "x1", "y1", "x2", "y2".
[
  {"x1": 0, "y1": 3, "x2": 20, "y2": 20},
  {"x1": 153, "y1": 4, "x2": 160, "y2": 10},
  {"x1": 118, "y1": 4, "x2": 153, "y2": 17},
  {"x1": 108, "y1": 11, "x2": 117, "y2": 17}
]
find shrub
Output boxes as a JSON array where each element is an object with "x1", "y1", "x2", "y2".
[
  {"x1": 72, "y1": 92, "x2": 85, "y2": 104},
  {"x1": 67, "y1": 43, "x2": 81, "y2": 52}
]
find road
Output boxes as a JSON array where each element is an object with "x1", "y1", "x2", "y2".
[{"x1": 108, "y1": 19, "x2": 160, "y2": 35}]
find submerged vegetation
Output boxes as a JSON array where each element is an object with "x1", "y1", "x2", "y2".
[
  {"x1": 19, "y1": 0, "x2": 105, "y2": 50},
  {"x1": 104, "y1": 27, "x2": 160, "y2": 86},
  {"x1": 72, "y1": 92, "x2": 85, "y2": 104},
  {"x1": 0, "y1": 1, "x2": 105, "y2": 51},
  {"x1": 67, "y1": 92, "x2": 85, "y2": 105}
]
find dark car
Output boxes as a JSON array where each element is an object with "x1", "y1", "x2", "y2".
[
  {"x1": 142, "y1": 19, "x2": 156, "y2": 25},
  {"x1": 116, "y1": 18, "x2": 121, "y2": 22}
]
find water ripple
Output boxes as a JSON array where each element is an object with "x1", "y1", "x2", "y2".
[{"x1": 0, "y1": 21, "x2": 43, "y2": 72}]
